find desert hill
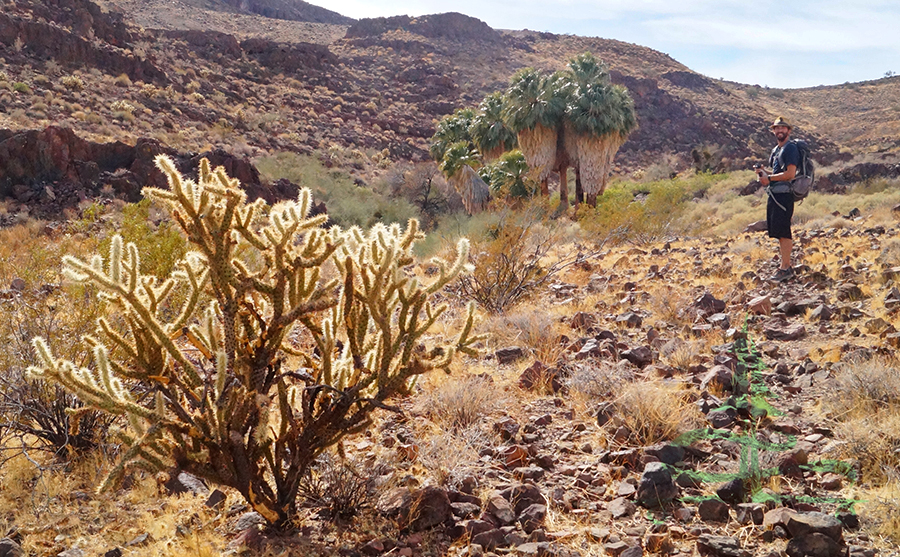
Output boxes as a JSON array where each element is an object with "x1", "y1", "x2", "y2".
[{"x1": 3, "y1": 0, "x2": 899, "y2": 192}]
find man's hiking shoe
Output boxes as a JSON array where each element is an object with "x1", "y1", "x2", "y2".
[{"x1": 770, "y1": 267, "x2": 795, "y2": 283}]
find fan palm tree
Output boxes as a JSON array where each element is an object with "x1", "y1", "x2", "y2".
[
  {"x1": 429, "y1": 108, "x2": 477, "y2": 163},
  {"x1": 480, "y1": 150, "x2": 536, "y2": 199},
  {"x1": 470, "y1": 92, "x2": 518, "y2": 161},
  {"x1": 502, "y1": 67, "x2": 567, "y2": 200},
  {"x1": 438, "y1": 141, "x2": 491, "y2": 214},
  {"x1": 565, "y1": 54, "x2": 637, "y2": 206}
]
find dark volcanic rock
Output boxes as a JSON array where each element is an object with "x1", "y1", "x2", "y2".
[
  {"x1": 696, "y1": 535, "x2": 750, "y2": 557},
  {"x1": 636, "y1": 462, "x2": 678, "y2": 508},
  {"x1": 346, "y1": 12, "x2": 504, "y2": 43},
  {"x1": 0, "y1": 127, "x2": 306, "y2": 217},
  {"x1": 785, "y1": 533, "x2": 845, "y2": 557}
]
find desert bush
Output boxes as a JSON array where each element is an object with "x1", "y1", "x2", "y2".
[
  {"x1": 418, "y1": 374, "x2": 501, "y2": 431},
  {"x1": 0, "y1": 227, "x2": 111, "y2": 462},
  {"x1": 578, "y1": 176, "x2": 713, "y2": 244},
  {"x1": 12, "y1": 82, "x2": 31, "y2": 94},
  {"x1": 114, "y1": 73, "x2": 132, "y2": 88},
  {"x1": 298, "y1": 453, "x2": 382, "y2": 519},
  {"x1": 455, "y1": 201, "x2": 593, "y2": 313},
  {"x1": 823, "y1": 358, "x2": 900, "y2": 484},
  {"x1": 28, "y1": 156, "x2": 481, "y2": 529},
  {"x1": 386, "y1": 162, "x2": 462, "y2": 230},
  {"x1": 487, "y1": 308, "x2": 563, "y2": 363},
  {"x1": 97, "y1": 198, "x2": 187, "y2": 277}
]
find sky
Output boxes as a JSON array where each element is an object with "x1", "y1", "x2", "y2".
[{"x1": 306, "y1": 0, "x2": 900, "y2": 89}]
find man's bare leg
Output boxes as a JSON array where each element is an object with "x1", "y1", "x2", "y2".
[{"x1": 779, "y1": 238, "x2": 792, "y2": 269}]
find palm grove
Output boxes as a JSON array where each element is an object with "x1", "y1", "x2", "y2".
[{"x1": 430, "y1": 53, "x2": 637, "y2": 213}]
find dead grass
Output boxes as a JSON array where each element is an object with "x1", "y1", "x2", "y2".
[
  {"x1": 855, "y1": 481, "x2": 900, "y2": 544},
  {"x1": 821, "y1": 358, "x2": 900, "y2": 488},
  {"x1": 608, "y1": 381, "x2": 705, "y2": 446},
  {"x1": 416, "y1": 373, "x2": 506, "y2": 431}
]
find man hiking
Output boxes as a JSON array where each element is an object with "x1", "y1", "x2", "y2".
[{"x1": 756, "y1": 116, "x2": 798, "y2": 283}]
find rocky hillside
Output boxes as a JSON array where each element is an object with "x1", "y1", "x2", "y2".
[{"x1": 1, "y1": 0, "x2": 899, "y2": 216}]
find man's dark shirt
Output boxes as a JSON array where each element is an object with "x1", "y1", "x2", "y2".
[{"x1": 770, "y1": 140, "x2": 800, "y2": 174}]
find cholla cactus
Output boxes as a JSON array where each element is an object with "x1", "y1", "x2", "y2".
[{"x1": 29, "y1": 155, "x2": 481, "y2": 529}]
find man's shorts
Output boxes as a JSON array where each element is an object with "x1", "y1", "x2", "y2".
[{"x1": 767, "y1": 191, "x2": 794, "y2": 239}]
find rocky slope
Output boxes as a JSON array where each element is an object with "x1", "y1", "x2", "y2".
[{"x1": 5, "y1": 0, "x2": 898, "y2": 194}]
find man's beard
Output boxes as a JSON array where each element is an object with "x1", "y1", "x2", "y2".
[{"x1": 776, "y1": 132, "x2": 788, "y2": 141}]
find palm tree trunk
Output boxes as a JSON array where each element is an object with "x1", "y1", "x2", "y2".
[
  {"x1": 575, "y1": 132, "x2": 625, "y2": 207},
  {"x1": 517, "y1": 124, "x2": 557, "y2": 196},
  {"x1": 450, "y1": 166, "x2": 491, "y2": 215},
  {"x1": 558, "y1": 164, "x2": 569, "y2": 212},
  {"x1": 575, "y1": 168, "x2": 584, "y2": 205}
]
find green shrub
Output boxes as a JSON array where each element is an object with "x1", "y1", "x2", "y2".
[{"x1": 12, "y1": 82, "x2": 31, "y2": 94}]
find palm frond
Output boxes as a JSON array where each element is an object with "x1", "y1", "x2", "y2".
[
  {"x1": 429, "y1": 108, "x2": 477, "y2": 162},
  {"x1": 439, "y1": 141, "x2": 480, "y2": 179},
  {"x1": 470, "y1": 92, "x2": 518, "y2": 156},
  {"x1": 502, "y1": 68, "x2": 566, "y2": 132}
]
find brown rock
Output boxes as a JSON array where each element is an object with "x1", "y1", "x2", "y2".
[
  {"x1": 786, "y1": 512, "x2": 844, "y2": 542},
  {"x1": 748, "y1": 295, "x2": 772, "y2": 315},
  {"x1": 499, "y1": 445, "x2": 530, "y2": 469},
  {"x1": 786, "y1": 533, "x2": 845, "y2": 557},
  {"x1": 608, "y1": 497, "x2": 636, "y2": 518},
  {"x1": 698, "y1": 498, "x2": 730, "y2": 522},
  {"x1": 570, "y1": 311, "x2": 597, "y2": 330},
  {"x1": 696, "y1": 535, "x2": 749, "y2": 557},
  {"x1": 763, "y1": 507, "x2": 798, "y2": 530},
  {"x1": 486, "y1": 494, "x2": 516, "y2": 526}
]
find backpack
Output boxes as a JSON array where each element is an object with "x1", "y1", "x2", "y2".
[{"x1": 790, "y1": 139, "x2": 815, "y2": 202}]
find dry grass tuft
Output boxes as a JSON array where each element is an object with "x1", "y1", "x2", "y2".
[
  {"x1": 416, "y1": 373, "x2": 506, "y2": 431},
  {"x1": 609, "y1": 381, "x2": 704, "y2": 446},
  {"x1": 486, "y1": 308, "x2": 565, "y2": 363},
  {"x1": 822, "y1": 358, "x2": 900, "y2": 485},
  {"x1": 856, "y1": 481, "x2": 900, "y2": 543}
]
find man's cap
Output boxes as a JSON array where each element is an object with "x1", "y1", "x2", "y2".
[{"x1": 771, "y1": 116, "x2": 792, "y2": 129}]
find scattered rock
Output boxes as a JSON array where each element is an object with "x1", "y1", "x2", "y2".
[
  {"x1": 698, "y1": 498, "x2": 730, "y2": 523},
  {"x1": 471, "y1": 528, "x2": 506, "y2": 551},
  {"x1": 786, "y1": 533, "x2": 845, "y2": 557},
  {"x1": 735, "y1": 503, "x2": 764, "y2": 525},
  {"x1": 786, "y1": 512, "x2": 844, "y2": 543},
  {"x1": 486, "y1": 494, "x2": 516, "y2": 526},
  {"x1": 616, "y1": 311, "x2": 643, "y2": 328},
  {"x1": 715, "y1": 478, "x2": 745, "y2": 505},
  {"x1": 519, "y1": 361, "x2": 564, "y2": 392},
  {"x1": 636, "y1": 462, "x2": 678, "y2": 509},
  {"x1": 764, "y1": 322, "x2": 807, "y2": 341},
  {"x1": 0, "y1": 538, "x2": 22, "y2": 557},
  {"x1": 608, "y1": 497, "x2": 636, "y2": 518},
  {"x1": 518, "y1": 504, "x2": 547, "y2": 534},
  {"x1": 696, "y1": 535, "x2": 749, "y2": 557},
  {"x1": 496, "y1": 346, "x2": 527, "y2": 364},
  {"x1": 570, "y1": 312, "x2": 597, "y2": 330},
  {"x1": 748, "y1": 295, "x2": 772, "y2": 315}
]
